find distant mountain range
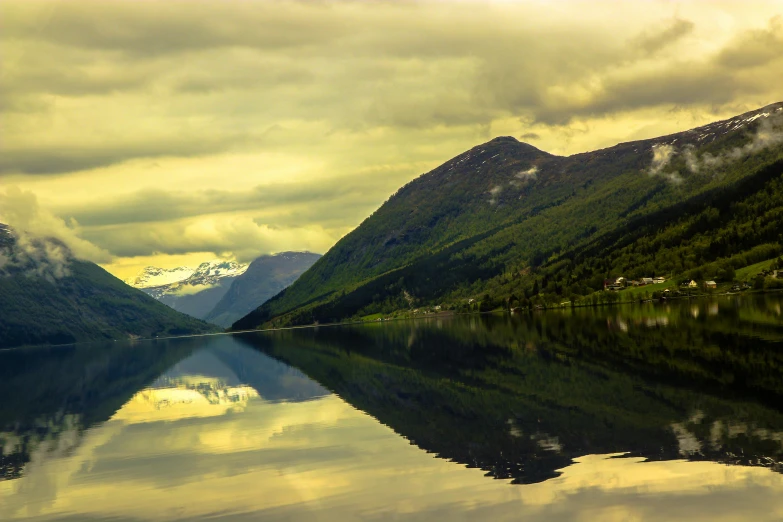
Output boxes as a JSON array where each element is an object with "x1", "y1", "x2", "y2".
[
  {"x1": 234, "y1": 102, "x2": 783, "y2": 329},
  {"x1": 124, "y1": 260, "x2": 249, "y2": 320},
  {"x1": 126, "y1": 252, "x2": 320, "y2": 327},
  {"x1": 0, "y1": 225, "x2": 217, "y2": 349},
  {"x1": 205, "y1": 252, "x2": 321, "y2": 327}
]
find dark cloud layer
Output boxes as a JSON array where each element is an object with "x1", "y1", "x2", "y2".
[{"x1": 2, "y1": 1, "x2": 782, "y2": 273}]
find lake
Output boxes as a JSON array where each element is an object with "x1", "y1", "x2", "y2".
[{"x1": 2, "y1": 295, "x2": 783, "y2": 521}]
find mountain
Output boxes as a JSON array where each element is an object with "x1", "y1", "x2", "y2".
[
  {"x1": 0, "y1": 336, "x2": 200, "y2": 481},
  {"x1": 0, "y1": 335, "x2": 325, "y2": 483},
  {"x1": 0, "y1": 226, "x2": 218, "y2": 349},
  {"x1": 125, "y1": 260, "x2": 248, "y2": 320},
  {"x1": 204, "y1": 252, "x2": 321, "y2": 328},
  {"x1": 124, "y1": 265, "x2": 196, "y2": 288},
  {"x1": 234, "y1": 102, "x2": 783, "y2": 329}
]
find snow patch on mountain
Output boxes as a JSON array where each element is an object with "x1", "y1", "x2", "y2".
[
  {"x1": 124, "y1": 266, "x2": 195, "y2": 288},
  {"x1": 125, "y1": 260, "x2": 249, "y2": 294}
]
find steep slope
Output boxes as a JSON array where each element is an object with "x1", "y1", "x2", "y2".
[
  {"x1": 0, "y1": 227, "x2": 217, "y2": 349},
  {"x1": 204, "y1": 252, "x2": 321, "y2": 328},
  {"x1": 126, "y1": 260, "x2": 248, "y2": 320},
  {"x1": 235, "y1": 102, "x2": 783, "y2": 329}
]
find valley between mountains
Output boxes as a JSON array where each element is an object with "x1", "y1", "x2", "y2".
[
  {"x1": 123, "y1": 252, "x2": 321, "y2": 327},
  {"x1": 2, "y1": 102, "x2": 783, "y2": 348}
]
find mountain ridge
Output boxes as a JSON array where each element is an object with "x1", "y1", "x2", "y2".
[
  {"x1": 234, "y1": 102, "x2": 783, "y2": 329},
  {"x1": 0, "y1": 225, "x2": 217, "y2": 349},
  {"x1": 124, "y1": 259, "x2": 249, "y2": 320},
  {"x1": 204, "y1": 251, "x2": 321, "y2": 327}
]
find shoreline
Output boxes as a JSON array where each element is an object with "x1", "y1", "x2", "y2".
[
  {"x1": 5, "y1": 288, "x2": 782, "y2": 352},
  {"x1": 243, "y1": 287, "x2": 783, "y2": 333}
]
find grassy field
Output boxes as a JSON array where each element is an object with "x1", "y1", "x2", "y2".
[
  {"x1": 736, "y1": 257, "x2": 779, "y2": 282},
  {"x1": 617, "y1": 278, "x2": 680, "y2": 299}
]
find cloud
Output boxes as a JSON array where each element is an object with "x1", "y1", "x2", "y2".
[
  {"x1": 0, "y1": 132, "x2": 251, "y2": 176},
  {"x1": 632, "y1": 18, "x2": 695, "y2": 55},
  {"x1": 488, "y1": 185, "x2": 503, "y2": 205},
  {"x1": 717, "y1": 16, "x2": 783, "y2": 69},
  {"x1": 519, "y1": 132, "x2": 541, "y2": 141},
  {"x1": 648, "y1": 144, "x2": 675, "y2": 176},
  {"x1": 2, "y1": 1, "x2": 783, "y2": 274},
  {"x1": 0, "y1": 231, "x2": 73, "y2": 281},
  {"x1": 169, "y1": 283, "x2": 218, "y2": 296},
  {"x1": 515, "y1": 166, "x2": 539, "y2": 181},
  {"x1": 80, "y1": 215, "x2": 338, "y2": 263},
  {"x1": 683, "y1": 145, "x2": 701, "y2": 173},
  {"x1": 680, "y1": 109, "x2": 783, "y2": 173},
  {"x1": 0, "y1": 187, "x2": 111, "y2": 263},
  {"x1": 61, "y1": 175, "x2": 394, "y2": 228},
  {"x1": 647, "y1": 144, "x2": 683, "y2": 185}
]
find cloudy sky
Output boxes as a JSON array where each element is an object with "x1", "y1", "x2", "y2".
[{"x1": 2, "y1": 0, "x2": 782, "y2": 279}]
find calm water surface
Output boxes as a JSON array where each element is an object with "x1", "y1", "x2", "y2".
[{"x1": 2, "y1": 295, "x2": 783, "y2": 521}]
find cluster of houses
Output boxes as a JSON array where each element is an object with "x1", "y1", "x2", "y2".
[
  {"x1": 676, "y1": 280, "x2": 717, "y2": 290},
  {"x1": 604, "y1": 276, "x2": 666, "y2": 291}
]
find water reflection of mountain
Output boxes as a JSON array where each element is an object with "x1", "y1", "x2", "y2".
[
  {"x1": 238, "y1": 296, "x2": 783, "y2": 485},
  {"x1": 0, "y1": 336, "x2": 328, "y2": 482},
  {"x1": 0, "y1": 337, "x2": 199, "y2": 481}
]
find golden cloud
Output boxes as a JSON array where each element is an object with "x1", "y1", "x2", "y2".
[{"x1": 1, "y1": 0, "x2": 781, "y2": 273}]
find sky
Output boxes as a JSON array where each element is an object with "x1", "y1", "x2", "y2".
[{"x1": 1, "y1": 0, "x2": 782, "y2": 280}]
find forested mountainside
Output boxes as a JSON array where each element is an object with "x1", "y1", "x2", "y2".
[
  {"x1": 205, "y1": 252, "x2": 321, "y2": 327},
  {"x1": 235, "y1": 103, "x2": 783, "y2": 329},
  {"x1": 0, "y1": 226, "x2": 217, "y2": 349}
]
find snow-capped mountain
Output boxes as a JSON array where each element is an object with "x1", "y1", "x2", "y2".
[
  {"x1": 204, "y1": 252, "x2": 321, "y2": 327},
  {"x1": 184, "y1": 260, "x2": 249, "y2": 286},
  {"x1": 125, "y1": 259, "x2": 249, "y2": 320},
  {"x1": 124, "y1": 266, "x2": 195, "y2": 289}
]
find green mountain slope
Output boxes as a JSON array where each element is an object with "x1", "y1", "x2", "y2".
[
  {"x1": 0, "y1": 226, "x2": 218, "y2": 349},
  {"x1": 205, "y1": 252, "x2": 321, "y2": 327},
  {"x1": 235, "y1": 102, "x2": 783, "y2": 329}
]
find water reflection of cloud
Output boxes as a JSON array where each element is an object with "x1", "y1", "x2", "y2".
[{"x1": 3, "y1": 392, "x2": 783, "y2": 522}]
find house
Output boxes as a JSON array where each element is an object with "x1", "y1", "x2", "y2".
[
  {"x1": 615, "y1": 277, "x2": 625, "y2": 285},
  {"x1": 688, "y1": 280, "x2": 698, "y2": 288},
  {"x1": 653, "y1": 277, "x2": 666, "y2": 284},
  {"x1": 705, "y1": 280, "x2": 717, "y2": 289},
  {"x1": 642, "y1": 277, "x2": 654, "y2": 285}
]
